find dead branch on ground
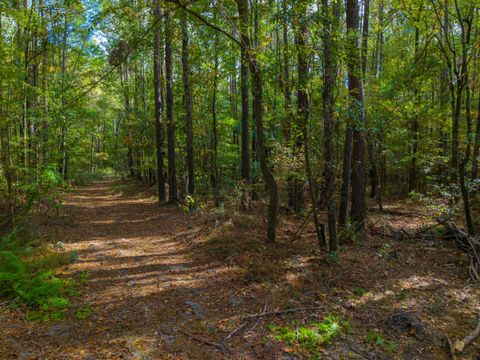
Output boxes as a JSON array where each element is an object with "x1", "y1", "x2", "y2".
[{"x1": 453, "y1": 311, "x2": 480, "y2": 353}]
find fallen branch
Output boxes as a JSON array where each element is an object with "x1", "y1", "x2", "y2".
[
  {"x1": 454, "y1": 311, "x2": 480, "y2": 353},
  {"x1": 247, "y1": 301, "x2": 267, "y2": 334},
  {"x1": 180, "y1": 329, "x2": 227, "y2": 351},
  {"x1": 290, "y1": 209, "x2": 313, "y2": 244},
  {"x1": 242, "y1": 306, "x2": 323, "y2": 320},
  {"x1": 224, "y1": 321, "x2": 248, "y2": 342},
  {"x1": 445, "y1": 335, "x2": 457, "y2": 360},
  {"x1": 436, "y1": 219, "x2": 480, "y2": 282}
]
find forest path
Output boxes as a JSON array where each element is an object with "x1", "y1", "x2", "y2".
[
  {"x1": 4, "y1": 180, "x2": 480, "y2": 359},
  {"x1": 2, "y1": 180, "x2": 229, "y2": 359}
]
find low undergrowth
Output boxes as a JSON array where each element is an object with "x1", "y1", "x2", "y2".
[
  {"x1": 267, "y1": 315, "x2": 351, "y2": 358},
  {"x1": 0, "y1": 228, "x2": 79, "y2": 321}
]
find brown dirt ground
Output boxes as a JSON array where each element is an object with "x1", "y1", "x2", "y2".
[{"x1": 1, "y1": 180, "x2": 479, "y2": 359}]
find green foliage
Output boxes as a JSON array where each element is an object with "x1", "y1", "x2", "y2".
[
  {"x1": 366, "y1": 330, "x2": 397, "y2": 352},
  {"x1": 76, "y1": 303, "x2": 94, "y2": 320},
  {"x1": 23, "y1": 165, "x2": 67, "y2": 212},
  {"x1": 352, "y1": 287, "x2": 367, "y2": 297},
  {"x1": 181, "y1": 195, "x2": 206, "y2": 213},
  {"x1": 268, "y1": 315, "x2": 351, "y2": 357},
  {"x1": 328, "y1": 251, "x2": 339, "y2": 264},
  {"x1": 79, "y1": 271, "x2": 89, "y2": 286},
  {"x1": 0, "y1": 230, "x2": 77, "y2": 321}
]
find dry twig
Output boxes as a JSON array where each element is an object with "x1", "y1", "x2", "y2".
[
  {"x1": 242, "y1": 306, "x2": 324, "y2": 320},
  {"x1": 445, "y1": 335, "x2": 457, "y2": 360},
  {"x1": 453, "y1": 311, "x2": 480, "y2": 353}
]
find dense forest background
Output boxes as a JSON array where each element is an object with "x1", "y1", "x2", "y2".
[
  {"x1": 1, "y1": 0, "x2": 480, "y2": 358},
  {"x1": 1, "y1": 0, "x2": 480, "y2": 243}
]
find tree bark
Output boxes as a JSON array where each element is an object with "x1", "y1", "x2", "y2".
[
  {"x1": 346, "y1": 0, "x2": 366, "y2": 235},
  {"x1": 59, "y1": 14, "x2": 68, "y2": 179},
  {"x1": 181, "y1": 13, "x2": 195, "y2": 196},
  {"x1": 165, "y1": 12, "x2": 177, "y2": 202},
  {"x1": 153, "y1": 0, "x2": 166, "y2": 202},
  {"x1": 409, "y1": 26, "x2": 420, "y2": 193},
  {"x1": 211, "y1": 30, "x2": 220, "y2": 207},
  {"x1": 322, "y1": 0, "x2": 339, "y2": 253},
  {"x1": 237, "y1": 0, "x2": 278, "y2": 243},
  {"x1": 296, "y1": 5, "x2": 326, "y2": 248},
  {"x1": 238, "y1": 0, "x2": 250, "y2": 210}
]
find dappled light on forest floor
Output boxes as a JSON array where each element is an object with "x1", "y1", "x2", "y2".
[{"x1": 1, "y1": 181, "x2": 479, "y2": 359}]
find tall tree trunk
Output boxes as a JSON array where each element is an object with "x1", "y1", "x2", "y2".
[
  {"x1": 39, "y1": 0, "x2": 49, "y2": 166},
  {"x1": 0, "y1": 10, "x2": 15, "y2": 227},
  {"x1": 238, "y1": 0, "x2": 278, "y2": 243},
  {"x1": 288, "y1": 4, "x2": 306, "y2": 213},
  {"x1": 238, "y1": 0, "x2": 251, "y2": 210},
  {"x1": 165, "y1": 12, "x2": 177, "y2": 202},
  {"x1": 472, "y1": 93, "x2": 480, "y2": 180},
  {"x1": 59, "y1": 14, "x2": 68, "y2": 179},
  {"x1": 456, "y1": 3, "x2": 474, "y2": 236},
  {"x1": 296, "y1": 5, "x2": 326, "y2": 247},
  {"x1": 281, "y1": 0, "x2": 291, "y2": 140},
  {"x1": 409, "y1": 26, "x2": 420, "y2": 193},
  {"x1": 153, "y1": 0, "x2": 166, "y2": 202},
  {"x1": 181, "y1": 13, "x2": 194, "y2": 196},
  {"x1": 322, "y1": 0, "x2": 339, "y2": 253},
  {"x1": 346, "y1": 0, "x2": 366, "y2": 235},
  {"x1": 211, "y1": 30, "x2": 220, "y2": 207}
]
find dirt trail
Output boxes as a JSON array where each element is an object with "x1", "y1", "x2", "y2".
[
  {"x1": 2, "y1": 180, "x2": 480, "y2": 359},
  {"x1": 1, "y1": 180, "x2": 230, "y2": 359}
]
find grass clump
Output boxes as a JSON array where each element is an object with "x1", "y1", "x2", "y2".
[
  {"x1": 267, "y1": 315, "x2": 351, "y2": 357},
  {"x1": 76, "y1": 303, "x2": 94, "y2": 320},
  {"x1": 366, "y1": 330, "x2": 397, "y2": 352},
  {"x1": 0, "y1": 229, "x2": 78, "y2": 321}
]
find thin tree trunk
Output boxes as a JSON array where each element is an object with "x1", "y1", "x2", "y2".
[
  {"x1": 153, "y1": 0, "x2": 166, "y2": 202},
  {"x1": 165, "y1": 12, "x2": 177, "y2": 202},
  {"x1": 322, "y1": 0, "x2": 339, "y2": 253},
  {"x1": 296, "y1": 7, "x2": 326, "y2": 247},
  {"x1": 181, "y1": 13, "x2": 194, "y2": 196},
  {"x1": 282, "y1": 0, "x2": 291, "y2": 141},
  {"x1": 346, "y1": 0, "x2": 367, "y2": 235},
  {"x1": 239, "y1": 0, "x2": 251, "y2": 210},
  {"x1": 288, "y1": 6, "x2": 306, "y2": 213},
  {"x1": 59, "y1": 14, "x2": 68, "y2": 179},
  {"x1": 409, "y1": 25, "x2": 420, "y2": 193},
  {"x1": 238, "y1": 0, "x2": 278, "y2": 243},
  {"x1": 211, "y1": 30, "x2": 220, "y2": 207},
  {"x1": 472, "y1": 93, "x2": 480, "y2": 180},
  {"x1": 456, "y1": 2, "x2": 474, "y2": 236}
]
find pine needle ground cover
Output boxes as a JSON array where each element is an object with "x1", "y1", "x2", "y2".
[{"x1": 2, "y1": 181, "x2": 479, "y2": 359}]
